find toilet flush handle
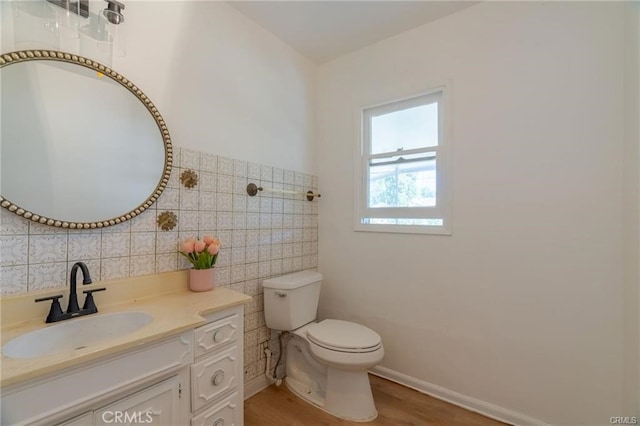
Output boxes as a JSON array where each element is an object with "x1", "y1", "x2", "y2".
[{"x1": 274, "y1": 291, "x2": 287, "y2": 298}]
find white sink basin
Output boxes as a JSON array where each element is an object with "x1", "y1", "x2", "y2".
[{"x1": 3, "y1": 311, "x2": 153, "y2": 359}]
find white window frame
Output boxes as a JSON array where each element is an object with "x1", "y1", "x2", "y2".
[{"x1": 354, "y1": 85, "x2": 452, "y2": 235}]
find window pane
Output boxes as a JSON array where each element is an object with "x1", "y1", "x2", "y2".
[
  {"x1": 371, "y1": 102, "x2": 438, "y2": 155},
  {"x1": 368, "y1": 157, "x2": 436, "y2": 208}
]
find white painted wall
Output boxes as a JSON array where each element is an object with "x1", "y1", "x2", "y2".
[
  {"x1": 3, "y1": 0, "x2": 637, "y2": 422},
  {"x1": 1, "y1": 1, "x2": 317, "y2": 174},
  {"x1": 317, "y1": 2, "x2": 636, "y2": 424},
  {"x1": 623, "y1": 1, "x2": 640, "y2": 418}
]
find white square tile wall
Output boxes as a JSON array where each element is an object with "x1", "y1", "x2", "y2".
[{"x1": 0, "y1": 147, "x2": 319, "y2": 384}]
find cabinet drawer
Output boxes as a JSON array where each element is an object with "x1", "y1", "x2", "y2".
[
  {"x1": 191, "y1": 345, "x2": 238, "y2": 411},
  {"x1": 194, "y1": 314, "x2": 239, "y2": 358},
  {"x1": 95, "y1": 376, "x2": 180, "y2": 426},
  {"x1": 191, "y1": 392, "x2": 240, "y2": 426}
]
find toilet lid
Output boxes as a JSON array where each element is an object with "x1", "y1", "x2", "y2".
[{"x1": 306, "y1": 319, "x2": 381, "y2": 352}]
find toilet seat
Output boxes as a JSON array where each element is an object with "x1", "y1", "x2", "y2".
[{"x1": 306, "y1": 319, "x2": 382, "y2": 353}]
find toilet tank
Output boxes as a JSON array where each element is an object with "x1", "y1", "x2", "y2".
[{"x1": 263, "y1": 270, "x2": 322, "y2": 331}]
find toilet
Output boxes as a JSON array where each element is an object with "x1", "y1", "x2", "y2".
[{"x1": 263, "y1": 270, "x2": 384, "y2": 422}]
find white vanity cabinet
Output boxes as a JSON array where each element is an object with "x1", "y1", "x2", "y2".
[
  {"x1": 2, "y1": 330, "x2": 193, "y2": 426},
  {"x1": 190, "y1": 306, "x2": 244, "y2": 426},
  {"x1": 1, "y1": 305, "x2": 245, "y2": 426}
]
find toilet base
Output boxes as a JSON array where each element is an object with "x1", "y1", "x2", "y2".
[
  {"x1": 285, "y1": 333, "x2": 379, "y2": 422},
  {"x1": 285, "y1": 371, "x2": 378, "y2": 423},
  {"x1": 325, "y1": 368, "x2": 378, "y2": 422},
  {"x1": 285, "y1": 376, "x2": 325, "y2": 409}
]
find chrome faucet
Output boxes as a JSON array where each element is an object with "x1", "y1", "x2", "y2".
[{"x1": 35, "y1": 262, "x2": 106, "y2": 323}]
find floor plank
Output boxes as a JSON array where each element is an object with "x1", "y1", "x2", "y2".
[{"x1": 245, "y1": 374, "x2": 509, "y2": 426}]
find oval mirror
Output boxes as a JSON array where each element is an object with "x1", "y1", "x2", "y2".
[{"x1": 0, "y1": 50, "x2": 172, "y2": 229}]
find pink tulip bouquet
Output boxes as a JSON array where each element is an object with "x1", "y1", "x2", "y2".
[{"x1": 179, "y1": 235, "x2": 221, "y2": 270}]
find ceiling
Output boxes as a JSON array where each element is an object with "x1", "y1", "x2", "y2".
[{"x1": 227, "y1": 1, "x2": 479, "y2": 64}]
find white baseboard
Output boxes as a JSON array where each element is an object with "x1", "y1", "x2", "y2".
[
  {"x1": 244, "y1": 375, "x2": 273, "y2": 400},
  {"x1": 370, "y1": 366, "x2": 550, "y2": 426}
]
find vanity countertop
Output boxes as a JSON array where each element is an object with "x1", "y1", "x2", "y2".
[{"x1": 0, "y1": 271, "x2": 251, "y2": 387}]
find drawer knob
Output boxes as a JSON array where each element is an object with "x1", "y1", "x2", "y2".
[
  {"x1": 212, "y1": 329, "x2": 223, "y2": 343},
  {"x1": 213, "y1": 418, "x2": 224, "y2": 426},
  {"x1": 211, "y1": 369, "x2": 225, "y2": 386}
]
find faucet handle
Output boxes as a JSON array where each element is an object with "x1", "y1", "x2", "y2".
[
  {"x1": 35, "y1": 295, "x2": 64, "y2": 323},
  {"x1": 82, "y1": 287, "x2": 106, "y2": 313}
]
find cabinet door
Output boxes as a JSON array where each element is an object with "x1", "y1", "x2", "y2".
[{"x1": 94, "y1": 376, "x2": 181, "y2": 426}]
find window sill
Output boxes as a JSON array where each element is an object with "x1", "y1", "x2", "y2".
[{"x1": 353, "y1": 223, "x2": 452, "y2": 235}]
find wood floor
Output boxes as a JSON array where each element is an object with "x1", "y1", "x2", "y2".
[{"x1": 245, "y1": 374, "x2": 508, "y2": 426}]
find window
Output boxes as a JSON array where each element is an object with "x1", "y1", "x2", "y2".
[{"x1": 355, "y1": 87, "x2": 451, "y2": 234}]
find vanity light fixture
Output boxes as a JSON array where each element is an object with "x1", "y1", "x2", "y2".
[{"x1": 103, "y1": 0, "x2": 125, "y2": 25}]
